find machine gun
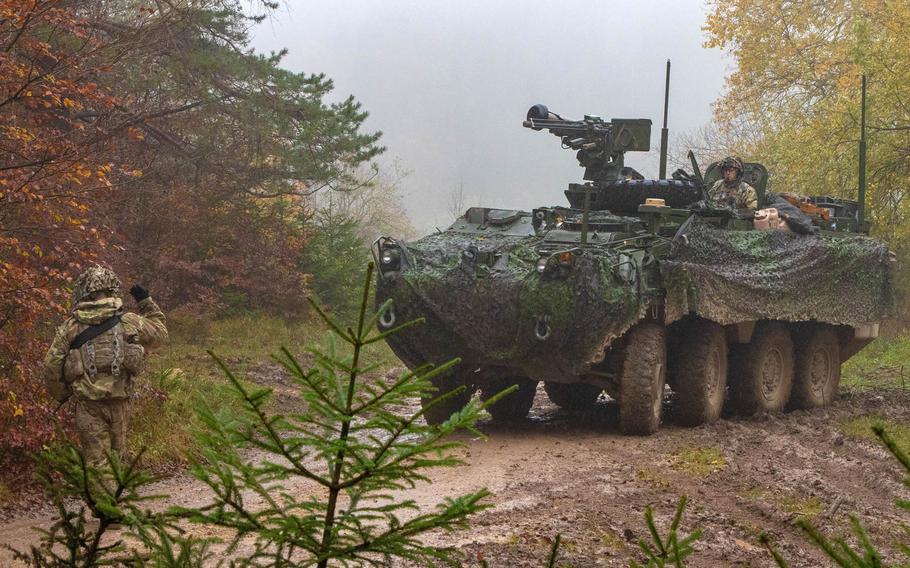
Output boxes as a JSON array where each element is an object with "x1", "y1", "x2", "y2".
[{"x1": 523, "y1": 104, "x2": 652, "y2": 183}]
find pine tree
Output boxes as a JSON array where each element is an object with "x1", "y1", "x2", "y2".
[
  {"x1": 8, "y1": 444, "x2": 210, "y2": 567},
  {"x1": 631, "y1": 495, "x2": 702, "y2": 568},
  {"x1": 175, "y1": 263, "x2": 498, "y2": 566}
]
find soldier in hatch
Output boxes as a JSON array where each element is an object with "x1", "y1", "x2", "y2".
[
  {"x1": 43, "y1": 265, "x2": 167, "y2": 467},
  {"x1": 708, "y1": 156, "x2": 758, "y2": 211}
]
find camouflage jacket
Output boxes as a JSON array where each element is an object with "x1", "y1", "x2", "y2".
[
  {"x1": 708, "y1": 179, "x2": 758, "y2": 210},
  {"x1": 43, "y1": 297, "x2": 168, "y2": 402}
]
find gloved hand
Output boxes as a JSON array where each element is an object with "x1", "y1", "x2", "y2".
[{"x1": 129, "y1": 284, "x2": 150, "y2": 302}]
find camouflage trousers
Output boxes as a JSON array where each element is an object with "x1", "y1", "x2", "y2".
[{"x1": 74, "y1": 397, "x2": 130, "y2": 467}]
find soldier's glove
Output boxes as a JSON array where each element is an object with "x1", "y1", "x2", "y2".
[{"x1": 129, "y1": 284, "x2": 150, "y2": 302}]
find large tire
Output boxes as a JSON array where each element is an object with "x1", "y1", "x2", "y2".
[
  {"x1": 618, "y1": 322, "x2": 667, "y2": 435},
  {"x1": 672, "y1": 319, "x2": 728, "y2": 426},
  {"x1": 482, "y1": 376, "x2": 538, "y2": 421},
  {"x1": 728, "y1": 322, "x2": 794, "y2": 415},
  {"x1": 421, "y1": 373, "x2": 473, "y2": 426},
  {"x1": 544, "y1": 382, "x2": 602, "y2": 410},
  {"x1": 790, "y1": 326, "x2": 841, "y2": 409}
]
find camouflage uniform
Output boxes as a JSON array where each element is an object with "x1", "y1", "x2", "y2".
[
  {"x1": 43, "y1": 267, "x2": 167, "y2": 466},
  {"x1": 707, "y1": 179, "x2": 758, "y2": 210}
]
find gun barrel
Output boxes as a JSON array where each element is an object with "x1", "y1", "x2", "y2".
[
  {"x1": 524, "y1": 104, "x2": 651, "y2": 183},
  {"x1": 524, "y1": 118, "x2": 597, "y2": 131}
]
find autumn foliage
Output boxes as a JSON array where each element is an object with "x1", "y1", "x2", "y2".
[
  {"x1": 0, "y1": 1, "x2": 385, "y2": 467},
  {"x1": 1, "y1": 1, "x2": 129, "y2": 464},
  {"x1": 705, "y1": 1, "x2": 910, "y2": 256}
]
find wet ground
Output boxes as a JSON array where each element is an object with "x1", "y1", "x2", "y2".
[{"x1": 2, "y1": 362, "x2": 909, "y2": 567}]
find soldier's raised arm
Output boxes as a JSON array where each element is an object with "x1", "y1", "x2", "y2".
[{"x1": 122, "y1": 284, "x2": 168, "y2": 348}]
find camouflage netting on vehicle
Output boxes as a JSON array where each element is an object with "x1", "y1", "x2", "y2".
[
  {"x1": 661, "y1": 220, "x2": 895, "y2": 327},
  {"x1": 378, "y1": 232, "x2": 649, "y2": 378}
]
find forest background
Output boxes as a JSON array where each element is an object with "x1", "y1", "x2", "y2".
[{"x1": 1, "y1": 0, "x2": 909, "y2": 480}]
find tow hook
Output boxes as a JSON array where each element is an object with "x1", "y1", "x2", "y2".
[
  {"x1": 535, "y1": 315, "x2": 552, "y2": 341},
  {"x1": 379, "y1": 305, "x2": 396, "y2": 329}
]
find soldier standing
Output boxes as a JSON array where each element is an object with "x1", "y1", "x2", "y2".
[
  {"x1": 708, "y1": 156, "x2": 758, "y2": 211},
  {"x1": 43, "y1": 266, "x2": 167, "y2": 467}
]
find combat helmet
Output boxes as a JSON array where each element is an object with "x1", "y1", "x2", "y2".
[
  {"x1": 720, "y1": 156, "x2": 744, "y2": 175},
  {"x1": 72, "y1": 265, "x2": 122, "y2": 305}
]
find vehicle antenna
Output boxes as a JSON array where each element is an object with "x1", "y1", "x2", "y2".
[{"x1": 659, "y1": 59, "x2": 671, "y2": 179}]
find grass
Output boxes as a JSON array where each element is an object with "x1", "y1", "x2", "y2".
[
  {"x1": 672, "y1": 446, "x2": 726, "y2": 477},
  {"x1": 129, "y1": 308, "x2": 403, "y2": 469},
  {"x1": 740, "y1": 486, "x2": 766, "y2": 501},
  {"x1": 778, "y1": 495, "x2": 824, "y2": 520},
  {"x1": 842, "y1": 334, "x2": 910, "y2": 392},
  {"x1": 636, "y1": 467, "x2": 671, "y2": 489},
  {"x1": 739, "y1": 486, "x2": 823, "y2": 521},
  {"x1": 841, "y1": 415, "x2": 910, "y2": 450},
  {"x1": 600, "y1": 529, "x2": 628, "y2": 551}
]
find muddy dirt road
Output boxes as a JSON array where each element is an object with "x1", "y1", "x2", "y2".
[{"x1": 2, "y1": 366, "x2": 909, "y2": 567}]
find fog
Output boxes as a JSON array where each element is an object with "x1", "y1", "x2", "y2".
[{"x1": 253, "y1": 0, "x2": 729, "y2": 234}]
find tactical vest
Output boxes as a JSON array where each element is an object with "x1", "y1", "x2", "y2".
[{"x1": 63, "y1": 320, "x2": 145, "y2": 385}]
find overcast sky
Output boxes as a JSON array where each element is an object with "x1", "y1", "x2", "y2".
[{"x1": 253, "y1": 0, "x2": 731, "y2": 234}]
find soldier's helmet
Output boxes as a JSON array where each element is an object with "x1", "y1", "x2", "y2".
[
  {"x1": 72, "y1": 265, "x2": 122, "y2": 305},
  {"x1": 720, "y1": 156, "x2": 744, "y2": 174}
]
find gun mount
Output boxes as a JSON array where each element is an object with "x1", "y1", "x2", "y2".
[{"x1": 523, "y1": 104, "x2": 652, "y2": 183}]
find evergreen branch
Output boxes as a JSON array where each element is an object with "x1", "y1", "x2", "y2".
[
  {"x1": 796, "y1": 518, "x2": 858, "y2": 566},
  {"x1": 873, "y1": 425, "x2": 910, "y2": 474},
  {"x1": 670, "y1": 495, "x2": 687, "y2": 534},
  {"x1": 849, "y1": 515, "x2": 882, "y2": 567},
  {"x1": 337, "y1": 401, "x2": 457, "y2": 491},
  {"x1": 363, "y1": 297, "x2": 395, "y2": 337},
  {"x1": 759, "y1": 533, "x2": 790, "y2": 568},
  {"x1": 836, "y1": 534, "x2": 871, "y2": 567},
  {"x1": 350, "y1": 360, "x2": 458, "y2": 416},
  {"x1": 315, "y1": 489, "x2": 490, "y2": 564},
  {"x1": 275, "y1": 346, "x2": 348, "y2": 415},
  {"x1": 307, "y1": 296, "x2": 355, "y2": 343},
  {"x1": 363, "y1": 316, "x2": 426, "y2": 345},
  {"x1": 208, "y1": 351, "x2": 332, "y2": 487},
  {"x1": 547, "y1": 534, "x2": 561, "y2": 568}
]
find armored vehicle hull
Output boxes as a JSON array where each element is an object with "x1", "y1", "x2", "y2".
[{"x1": 375, "y1": 202, "x2": 893, "y2": 434}]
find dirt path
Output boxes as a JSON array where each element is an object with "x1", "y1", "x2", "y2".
[{"x1": 2, "y1": 367, "x2": 909, "y2": 567}]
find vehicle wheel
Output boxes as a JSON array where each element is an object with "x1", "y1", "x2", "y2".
[
  {"x1": 728, "y1": 322, "x2": 794, "y2": 415},
  {"x1": 544, "y1": 381, "x2": 602, "y2": 410},
  {"x1": 790, "y1": 326, "x2": 841, "y2": 409},
  {"x1": 421, "y1": 372, "x2": 473, "y2": 426},
  {"x1": 482, "y1": 376, "x2": 538, "y2": 421},
  {"x1": 672, "y1": 319, "x2": 728, "y2": 426},
  {"x1": 618, "y1": 322, "x2": 666, "y2": 435}
]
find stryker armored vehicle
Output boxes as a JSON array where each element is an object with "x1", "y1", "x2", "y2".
[{"x1": 373, "y1": 97, "x2": 894, "y2": 435}]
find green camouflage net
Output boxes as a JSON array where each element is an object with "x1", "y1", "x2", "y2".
[
  {"x1": 661, "y1": 221, "x2": 895, "y2": 327},
  {"x1": 378, "y1": 232, "x2": 648, "y2": 379},
  {"x1": 378, "y1": 216, "x2": 894, "y2": 380}
]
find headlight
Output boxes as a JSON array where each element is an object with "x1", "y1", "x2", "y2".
[
  {"x1": 379, "y1": 246, "x2": 402, "y2": 273},
  {"x1": 537, "y1": 249, "x2": 577, "y2": 278},
  {"x1": 381, "y1": 250, "x2": 397, "y2": 265}
]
